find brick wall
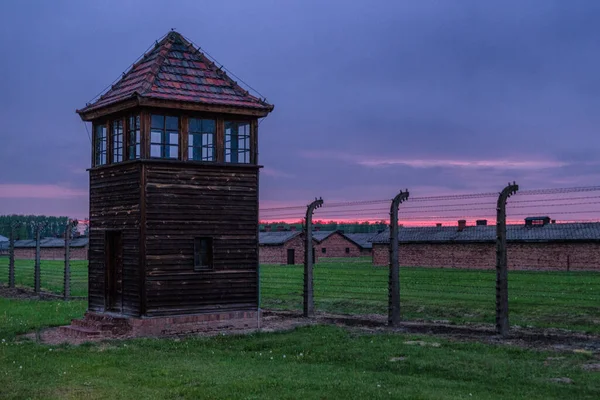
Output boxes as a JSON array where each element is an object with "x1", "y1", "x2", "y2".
[
  {"x1": 372, "y1": 242, "x2": 600, "y2": 271},
  {"x1": 315, "y1": 232, "x2": 362, "y2": 258},
  {"x1": 13, "y1": 246, "x2": 88, "y2": 261},
  {"x1": 259, "y1": 234, "x2": 305, "y2": 264}
]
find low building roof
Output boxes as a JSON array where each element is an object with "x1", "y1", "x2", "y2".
[
  {"x1": 312, "y1": 230, "x2": 338, "y2": 242},
  {"x1": 0, "y1": 235, "x2": 8, "y2": 242},
  {"x1": 342, "y1": 233, "x2": 378, "y2": 249},
  {"x1": 13, "y1": 238, "x2": 89, "y2": 248},
  {"x1": 259, "y1": 231, "x2": 302, "y2": 246},
  {"x1": 370, "y1": 222, "x2": 600, "y2": 244}
]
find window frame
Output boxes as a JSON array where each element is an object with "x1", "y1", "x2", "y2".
[
  {"x1": 194, "y1": 237, "x2": 214, "y2": 271},
  {"x1": 188, "y1": 118, "x2": 216, "y2": 162},
  {"x1": 224, "y1": 120, "x2": 251, "y2": 164},
  {"x1": 150, "y1": 114, "x2": 180, "y2": 160},
  {"x1": 112, "y1": 119, "x2": 124, "y2": 163},
  {"x1": 128, "y1": 115, "x2": 141, "y2": 160},
  {"x1": 94, "y1": 123, "x2": 108, "y2": 167}
]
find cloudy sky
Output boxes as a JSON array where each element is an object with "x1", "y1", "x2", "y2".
[{"x1": 1, "y1": 0, "x2": 600, "y2": 219}]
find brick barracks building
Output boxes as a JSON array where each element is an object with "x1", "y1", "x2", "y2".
[
  {"x1": 371, "y1": 217, "x2": 600, "y2": 271},
  {"x1": 13, "y1": 238, "x2": 89, "y2": 260},
  {"x1": 259, "y1": 230, "x2": 377, "y2": 264}
]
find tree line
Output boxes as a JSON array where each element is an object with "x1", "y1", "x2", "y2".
[
  {"x1": 260, "y1": 220, "x2": 389, "y2": 233},
  {"x1": 0, "y1": 215, "x2": 70, "y2": 240}
]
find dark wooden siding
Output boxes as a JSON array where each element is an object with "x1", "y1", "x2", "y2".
[
  {"x1": 89, "y1": 163, "x2": 141, "y2": 316},
  {"x1": 144, "y1": 162, "x2": 259, "y2": 316}
]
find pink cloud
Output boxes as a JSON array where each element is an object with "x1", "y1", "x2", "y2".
[
  {"x1": 0, "y1": 184, "x2": 87, "y2": 199},
  {"x1": 357, "y1": 158, "x2": 566, "y2": 169},
  {"x1": 300, "y1": 150, "x2": 566, "y2": 170},
  {"x1": 261, "y1": 167, "x2": 295, "y2": 178}
]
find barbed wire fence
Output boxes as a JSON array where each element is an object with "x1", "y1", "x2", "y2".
[
  {"x1": 259, "y1": 184, "x2": 600, "y2": 334},
  {"x1": 0, "y1": 220, "x2": 89, "y2": 299}
]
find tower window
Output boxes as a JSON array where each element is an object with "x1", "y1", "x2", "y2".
[
  {"x1": 225, "y1": 121, "x2": 251, "y2": 163},
  {"x1": 94, "y1": 124, "x2": 107, "y2": 166},
  {"x1": 112, "y1": 119, "x2": 124, "y2": 163},
  {"x1": 128, "y1": 115, "x2": 140, "y2": 160},
  {"x1": 150, "y1": 115, "x2": 179, "y2": 159},
  {"x1": 188, "y1": 118, "x2": 215, "y2": 161},
  {"x1": 194, "y1": 237, "x2": 213, "y2": 271}
]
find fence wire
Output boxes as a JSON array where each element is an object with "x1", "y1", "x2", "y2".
[{"x1": 259, "y1": 184, "x2": 600, "y2": 334}]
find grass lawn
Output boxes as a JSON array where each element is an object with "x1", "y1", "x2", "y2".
[
  {"x1": 261, "y1": 257, "x2": 600, "y2": 333},
  {"x1": 0, "y1": 298, "x2": 599, "y2": 399},
  {"x1": 2, "y1": 256, "x2": 599, "y2": 333}
]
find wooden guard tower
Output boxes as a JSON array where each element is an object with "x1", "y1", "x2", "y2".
[{"x1": 74, "y1": 31, "x2": 273, "y2": 333}]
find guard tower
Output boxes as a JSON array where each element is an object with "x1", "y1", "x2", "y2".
[{"x1": 75, "y1": 31, "x2": 273, "y2": 332}]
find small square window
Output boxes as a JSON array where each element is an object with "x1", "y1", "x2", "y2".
[
  {"x1": 194, "y1": 237, "x2": 213, "y2": 270},
  {"x1": 321, "y1": 248, "x2": 326, "y2": 254},
  {"x1": 345, "y1": 247, "x2": 350, "y2": 254}
]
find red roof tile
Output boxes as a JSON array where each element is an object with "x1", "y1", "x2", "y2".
[{"x1": 78, "y1": 31, "x2": 273, "y2": 115}]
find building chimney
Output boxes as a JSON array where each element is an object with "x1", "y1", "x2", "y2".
[
  {"x1": 436, "y1": 223, "x2": 442, "y2": 228},
  {"x1": 476, "y1": 219, "x2": 487, "y2": 226},
  {"x1": 525, "y1": 216, "x2": 551, "y2": 226},
  {"x1": 457, "y1": 220, "x2": 466, "y2": 231}
]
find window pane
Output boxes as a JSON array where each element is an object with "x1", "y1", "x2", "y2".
[
  {"x1": 150, "y1": 144, "x2": 161, "y2": 158},
  {"x1": 151, "y1": 130, "x2": 162, "y2": 143},
  {"x1": 194, "y1": 237, "x2": 213, "y2": 270},
  {"x1": 169, "y1": 132, "x2": 178, "y2": 145},
  {"x1": 166, "y1": 116, "x2": 178, "y2": 130},
  {"x1": 169, "y1": 146, "x2": 178, "y2": 159},
  {"x1": 151, "y1": 114, "x2": 164, "y2": 129},
  {"x1": 189, "y1": 118, "x2": 201, "y2": 132},
  {"x1": 202, "y1": 119, "x2": 215, "y2": 132}
]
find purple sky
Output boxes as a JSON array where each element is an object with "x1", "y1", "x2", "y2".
[{"x1": 1, "y1": 0, "x2": 600, "y2": 219}]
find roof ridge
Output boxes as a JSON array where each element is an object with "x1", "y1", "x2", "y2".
[
  {"x1": 179, "y1": 35, "x2": 258, "y2": 101},
  {"x1": 139, "y1": 34, "x2": 176, "y2": 96}
]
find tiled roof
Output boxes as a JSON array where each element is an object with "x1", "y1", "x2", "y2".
[
  {"x1": 342, "y1": 233, "x2": 379, "y2": 249},
  {"x1": 0, "y1": 235, "x2": 8, "y2": 242},
  {"x1": 312, "y1": 230, "x2": 338, "y2": 242},
  {"x1": 78, "y1": 31, "x2": 273, "y2": 115},
  {"x1": 370, "y1": 223, "x2": 600, "y2": 244},
  {"x1": 259, "y1": 231, "x2": 302, "y2": 245},
  {"x1": 13, "y1": 238, "x2": 89, "y2": 248}
]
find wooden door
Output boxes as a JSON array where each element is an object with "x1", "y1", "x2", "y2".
[
  {"x1": 287, "y1": 248, "x2": 295, "y2": 265},
  {"x1": 105, "y1": 231, "x2": 123, "y2": 312}
]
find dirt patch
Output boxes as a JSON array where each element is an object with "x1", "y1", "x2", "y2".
[
  {"x1": 0, "y1": 285, "x2": 62, "y2": 300},
  {"x1": 16, "y1": 308, "x2": 600, "y2": 353}
]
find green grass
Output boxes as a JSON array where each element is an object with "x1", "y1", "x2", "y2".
[
  {"x1": 0, "y1": 257, "x2": 88, "y2": 297},
  {"x1": 0, "y1": 298, "x2": 599, "y2": 399},
  {"x1": 261, "y1": 258, "x2": 600, "y2": 333},
  {"x1": 2, "y1": 256, "x2": 599, "y2": 332}
]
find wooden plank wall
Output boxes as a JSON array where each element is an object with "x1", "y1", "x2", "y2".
[
  {"x1": 144, "y1": 163, "x2": 259, "y2": 316},
  {"x1": 89, "y1": 164, "x2": 141, "y2": 315}
]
